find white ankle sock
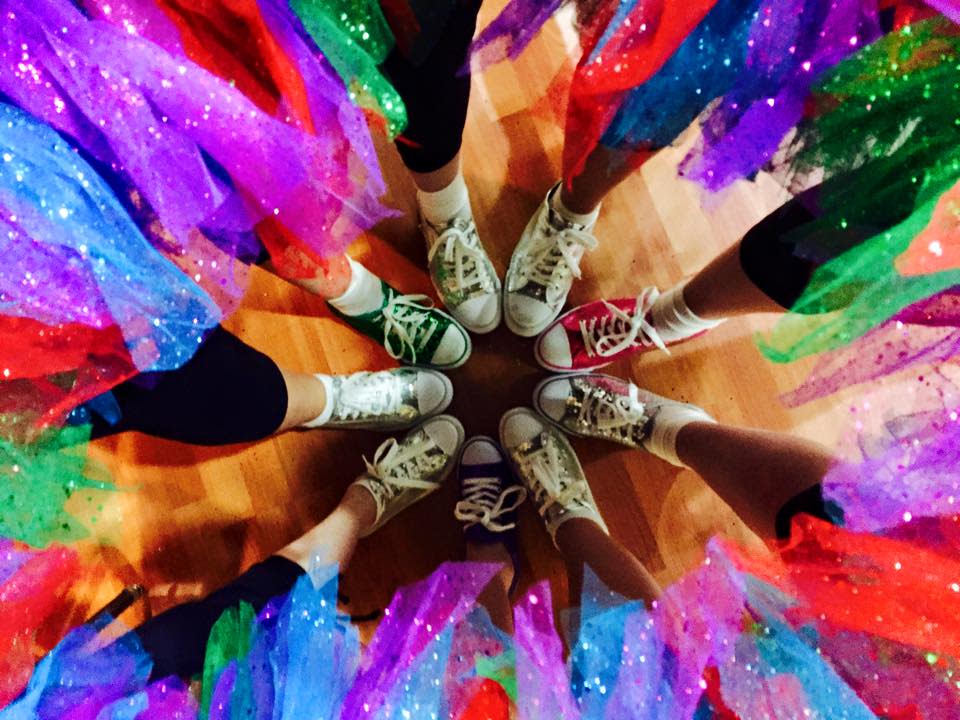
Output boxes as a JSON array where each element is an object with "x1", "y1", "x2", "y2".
[
  {"x1": 417, "y1": 173, "x2": 472, "y2": 226},
  {"x1": 650, "y1": 283, "x2": 724, "y2": 344},
  {"x1": 550, "y1": 183, "x2": 600, "y2": 227},
  {"x1": 328, "y1": 257, "x2": 384, "y2": 316},
  {"x1": 302, "y1": 374, "x2": 336, "y2": 428},
  {"x1": 643, "y1": 404, "x2": 716, "y2": 467}
]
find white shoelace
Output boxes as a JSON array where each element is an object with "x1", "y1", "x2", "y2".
[
  {"x1": 435, "y1": 222, "x2": 495, "y2": 295},
  {"x1": 519, "y1": 220, "x2": 598, "y2": 303},
  {"x1": 517, "y1": 436, "x2": 588, "y2": 517},
  {"x1": 381, "y1": 293, "x2": 439, "y2": 363},
  {"x1": 335, "y1": 372, "x2": 406, "y2": 420},
  {"x1": 455, "y1": 479, "x2": 526, "y2": 532},
  {"x1": 577, "y1": 383, "x2": 649, "y2": 442},
  {"x1": 363, "y1": 435, "x2": 443, "y2": 513},
  {"x1": 579, "y1": 289, "x2": 668, "y2": 358}
]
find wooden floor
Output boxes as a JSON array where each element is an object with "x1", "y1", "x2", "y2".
[{"x1": 64, "y1": 10, "x2": 855, "y2": 642}]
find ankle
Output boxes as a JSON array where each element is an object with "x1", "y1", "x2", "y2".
[
  {"x1": 328, "y1": 258, "x2": 385, "y2": 316},
  {"x1": 417, "y1": 173, "x2": 471, "y2": 226},
  {"x1": 554, "y1": 185, "x2": 600, "y2": 225},
  {"x1": 650, "y1": 283, "x2": 724, "y2": 343}
]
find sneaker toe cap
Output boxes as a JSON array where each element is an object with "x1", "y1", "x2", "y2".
[
  {"x1": 537, "y1": 324, "x2": 573, "y2": 369},
  {"x1": 505, "y1": 294, "x2": 554, "y2": 335},
  {"x1": 423, "y1": 416, "x2": 464, "y2": 457},
  {"x1": 416, "y1": 370, "x2": 453, "y2": 416},
  {"x1": 432, "y1": 324, "x2": 471, "y2": 367},
  {"x1": 499, "y1": 408, "x2": 548, "y2": 450},
  {"x1": 455, "y1": 293, "x2": 500, "y2": 333},
  {"x1": 534, "y1": 378, "x2": 573, "y2": 423},
  {"x1": 461, "y1": 437, "x2": 504, "y2": 466}
]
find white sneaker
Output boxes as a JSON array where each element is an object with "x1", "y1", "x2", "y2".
[
  {"x1": 503, "y1": 183, "x2": 598, "y2": 337},
  {"x1": 498, "y1": 407, "x2": 608, "y2": 545},
  {"x1": 422, "y1": 214, "x2": 502, "y2": 334},
  {"x1": 304, "y1": 368, "x2": 453, "y2": 431},
  {"x1": 352, "y1": 415, "x2": 464, "y2": 537}
]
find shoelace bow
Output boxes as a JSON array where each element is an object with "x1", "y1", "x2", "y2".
[
  {"x1": 437, "y1": 222, "x2": 495, "y2": 294},
  {"x1": 363, "y1": 435, "x2": 443, "y2": 499},
  {"x1": 579, "y1": 289, "x2": 668, "y2": 358},
  {"x1": 577, "y1": 383, "x2": 650, "y2": 441},
  {"x1": 336, "y1": 372, "x2": 405, "y2": 419},
  {"x1": 521, "y1": 221, "x2": 598, "y2": 300},
  {"x1": 518, "y1": 435, "x2": 588, "y2": 515},
  {"x1": 380, "y1": 292, "x2": 440, "y2": 363},
  {"x1": 455, "y1": 478, "x2": 527, "y2": 532}
]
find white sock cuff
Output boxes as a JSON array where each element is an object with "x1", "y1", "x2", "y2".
[
  {"x1": 302, "y1": 373, "x2": 335, "y2": 428},
  {"x1": 417, "y1": 173, "x2": 470, "y2": 225},
  {"x1": 328, "y1": 258, "x2": 383, "y2": 316},
  {"x1": 650, "y1": 283, "x2": 724, "y2": 343},
  {"x1": 645, "y1": 405, "x2": 715, "y2": 467},
  {"x1": 550, "y1": 183, "x2": 600, "y2": 227}
]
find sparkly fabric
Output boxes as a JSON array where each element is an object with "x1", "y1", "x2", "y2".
[
  {"x1": 290, "y1": 0, "x2": 407, "y2": 137},
  {"x1": 0, "y1": 425, "x2": 115, "y2": 547},
  {"x1": 2, "y1": 0, "x2": 391, "y2": 278},
  {"x1": 759, "y1": 18, "x2": 960, "y2": 365},
  {"x1": 0, "y1": 102, "x2": 221, "y2": 376}
]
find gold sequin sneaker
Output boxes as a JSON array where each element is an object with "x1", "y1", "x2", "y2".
[
  {"x1": 305, "y1": 369, "x2": 453, "y2": 431},
  {"x1": 422, "y1": 213, "x2": 502, "y2": 334},
  {"x1": 352, "y1": 415, "x2": 464, "y2": 537},
  {"x1": 503, "y1": 183, "x2": 598, "y2": 337},
  {"x1": 532, "y1": 373, "x2": 713, "y2": 455},
  {"x1": 498, "y1": 407, "x2": 608, "y2": 545}
]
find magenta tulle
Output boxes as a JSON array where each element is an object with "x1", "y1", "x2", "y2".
[
  {"x1": 340, "y1": 561, "x2": 498, "y2": 720},
  {"x1": 679, "y1": 0, "x2": 881, "y2": 192}
]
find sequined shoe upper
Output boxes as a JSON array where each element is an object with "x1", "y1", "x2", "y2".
[
  {"x1": 324, "y1": 369, "x2": 449, "y2": 431},
  {"x1": 353, "y1": 416, "x2": 463, "y2": 537},
  {"x1": 423, "y1": 215, "x2": 502, "y2": 334}
]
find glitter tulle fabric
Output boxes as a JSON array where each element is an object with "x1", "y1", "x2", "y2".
[
  {"x1": 759, "y1": 17, "x2": 960, "y2": 366},
  {"x1": 2, "y1": 0, "x2": 391, "y2": 279}
]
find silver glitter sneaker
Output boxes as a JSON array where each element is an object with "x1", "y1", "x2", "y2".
[
  {"x1": 532, "y1": 373, "x2": 713, "y2": 452},
  {"x1": 304, "y1": 369, "x2": 453, "y2": 431},
  {"x1": 422, "y1": 214, "x2": 502, "y2": 334},
  {"x1": 503, "y1": 183, "x2": 598, "y2": 337},
  {"x1": 352, "y1": 415, "x2": 464, "y2": 537},
  {"x1": 499, "y1": 407, "x2": 608, "y2": 545}
]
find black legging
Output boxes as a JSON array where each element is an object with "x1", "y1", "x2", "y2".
[
  {"x1": 135, "y1": 555, "x2": 305, "y2": 681},
  {"x1": 381, "y1": 0, "x2": 483, "y2": 173},
  {"x1": 89, "y1": 327, "x2": 288, "y2": 446}
]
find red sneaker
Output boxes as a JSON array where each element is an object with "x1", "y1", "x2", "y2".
[{"x1": 534, "y1": 287, "x2": 671, "y2": 372}]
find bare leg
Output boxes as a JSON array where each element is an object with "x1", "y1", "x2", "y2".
[
  {"x1": 555, "y1": 519, "x2": 661, "y2": 606},
  {"x1": 675, "y1": 422, "x2": 836, "y2": 539},
  {"x1": 276, "y1": 369, "x2": 327, "y2": 432},
  {"x1": 276, "y1": 485, "x2": 376, "y2": 571},
  {"x1": 268, "y1": 253, "x2": 353, "y2": 300},
  {"x1": 409, "y1": 152, "x2": 462, "y2": 193},
  {"x1": 560, "y1": 146, "x2": 653, "y2": 216},
  {"x1": 681, "y1": 241, "x2": 785, "y2": 320},
  {"x1": 466, "y1": 541, "x2": 515, "y2": 634}
]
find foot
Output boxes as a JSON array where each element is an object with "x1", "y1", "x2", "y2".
[
  {"x1": 536, "y1": 286, "x2": 721, "y2": 372},
  {"x1": 423, "y1": 214, "x2": 502, "y2": 334},
  {"x1": 503, "y1": 183, "x2": 598, "y2": 337},
  {"x1": 305, "y1": 368, "x2": 453, "y2": 430},
  {"x1": 533, "y1": 373, "x2": 714, "y2": 465},
  {"x1": 331, "y1": 279, "x2": 471, "y2": 369},
  {"x1": 455, "y1": 436, "x2": 526, "y2": 591},
  {"x1": 352, "y1": 415, "x2": 464, "y2": 537},
  {"x1": 498, "y1": 407, "x2": 607, "y2": 545}
]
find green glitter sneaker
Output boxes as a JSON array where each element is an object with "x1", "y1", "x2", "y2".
[
  {"x1": 331, "y1": 280, "x2": 471, "y2": 369},
  {"x1": 422, "y1": 214, "x2": 502, "y2": 334},
  {"x1": 352, "y1": 415, "x2": 465, "y2": 536}
]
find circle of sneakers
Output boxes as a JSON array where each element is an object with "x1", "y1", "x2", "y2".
[{"x1": 323, "y1": 183, "x2": 717, "y2": 565}]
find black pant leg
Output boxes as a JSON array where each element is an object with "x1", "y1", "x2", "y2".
[
  {"x1": 90, "y1": 327, "x2": 288, "y2": 446},
  {"x1": 135, "y1": 556, "x2": 305, "y2": 681},
  {"x1": 381, "y1": 0, "x2": 483, "y2": 173}
]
